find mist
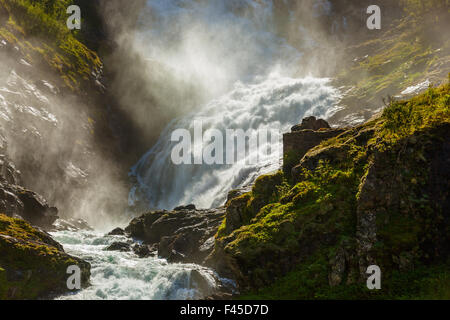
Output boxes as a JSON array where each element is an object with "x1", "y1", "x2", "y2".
[
  {"x1": 98, "y1": 0, "x2": 368, "y2": 150},
  {"x1": 0, "y1": 32, "x2": 130, "y2": 230},
  {"x1": 100, "y1": 0, "x2": 347, "y2": 211},
  {"x1": 0, "y1": 0, "x2": 436, "y2": 226}
]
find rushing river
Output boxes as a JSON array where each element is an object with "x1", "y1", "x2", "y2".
[{"x1": 51, "y1": 230, "x2": 221, "y2": 300}]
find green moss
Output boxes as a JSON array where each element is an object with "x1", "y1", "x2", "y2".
[
  {"x1": 252, "y1": 171, "x2": 284, "y2": 200},
  {"x1": 0, "y1": 0, "x2": 102, "y2": 91},
  {"x1": 0, "y1": 214, "x2": 89, "y2": 299},
  {"x1": 216, "y1": 80, "x2": 450, "y2": 299},
  {"x1": 241, "y1": 258, "x2": 450, "y2": 300},
  {"x1": 335, "y1": 4, "x2": 450, "y2": 114},
  {"x1": 380, "y1": 83, "x2": 450, "y2": 144}
]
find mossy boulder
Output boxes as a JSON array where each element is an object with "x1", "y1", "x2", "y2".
[{"x1": 0, "y1": 214, "x2": 90, "y2": 299}]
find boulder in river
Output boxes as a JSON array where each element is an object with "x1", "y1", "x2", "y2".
[
  {"x1": 132, "y1": 243, "x2": 157, "y2": 258},
  {"x1": 105, "y1": 241, "x2": 132, "y2": 252},
  {"x1": 125, "y1": 208, "x2": 225, "y2": 264},
  {"x1": 107, "y1": 227, "x2": 127, "y2": 236}
]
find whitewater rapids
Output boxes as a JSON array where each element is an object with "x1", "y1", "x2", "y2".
[{"x1": 51, "y1": 230, "x2": 221, "y2": 300}]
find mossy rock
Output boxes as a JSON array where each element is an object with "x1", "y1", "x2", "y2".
[
  {"x1": 0, "y1": 0, "x2": 102, "y2": 91},
  {"x1": 0, "y1": 214, "x2": 90, "y2": 299},
  {"x1": 213, "y1": 80, "x2": 450, "y2": 298}
]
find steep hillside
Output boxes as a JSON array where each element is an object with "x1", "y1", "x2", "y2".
[
  {"x1": 207, "y1": 78, "x2": 450, "y2": 299},
  {"x1": 0, "y1": 0, "x2": 103, "y2": 91},
  {"x1": 330, "y1": 0, "x2": 450, "y2": 125}
]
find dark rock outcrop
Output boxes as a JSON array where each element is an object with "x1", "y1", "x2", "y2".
[
  {"x1": 291, "y1": 116, "x2": 331, "y2": 132},
  {"x1": 15, "y1": 189, "x2": 59, "y2": 229},
  {"x1": 107, "y1": 227, "x2": 127, "y2": 236},
  {"x1": 283, "y1": 117, "x2": 346, "y2": 175},
  {"x1": 105, "y1": 241, "x2": 132, "y2": 252},
  {"x1": 174, "y1": 204, "x2": 196, "y2": 211},
  {"x1": 132, "y1": 243, "x2": 156, "y2": 258},
  {"x1": 125, "y1": 208, "x2": 226, "y2": 264},
  {"x1": 0, "y1": 152, "x2": 59, "y2": 230}
]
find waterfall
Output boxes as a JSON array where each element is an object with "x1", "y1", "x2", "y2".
[{"x1": 129, "y1": 0, "x2": 341, "y2": 210}]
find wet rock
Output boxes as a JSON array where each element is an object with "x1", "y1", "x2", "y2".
[
  {"x1": 0, "y1": 153, "x2": 58, "y2": 230},
  {"x1": 132, "y1": 243, "x2": 156, "y2": 258},
  {"x1": 0, "y1": 187, "x2": 24, "y2": 218},
  {"x1": 107, "y1": 227, "x2": 126, "y2": 236},
  {"x1": 0, "y1": 184, "x2": 59, "y2": 230},
  {"x1": 125, "y1": 208, "x2": 225, "y2": 264},
  {"x1": 0, "y1": 214, "x2": 90, "y2": 300},
  {"x1": 125, "y1": 210, "x2": 166, "y2": 240},
  {"x1": 205, "y1": 292, "x2": 234, "y2": 300},
  {"x1": 189, "y1": 269, "x2": 215, "y2": 297},
  {"x1": 0, "y1": 154, "x2": 21, "y2": 185},
  {"x1": 105, "y1": 242, "x2": 131, "y2": 252},
  {"x1": 15, "y1": 189, "x2": 59, "y2": 229}
]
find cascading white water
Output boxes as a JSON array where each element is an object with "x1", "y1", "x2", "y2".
[
  {"x1": 129, "y1": 0, "x2": 341, "y2": 210},
  {"x1": 52, "y1": 230, "x2": 222, "y2": 300},
  {"x1": 130, "y1": 75, "x2": 340, "y2": 209}
]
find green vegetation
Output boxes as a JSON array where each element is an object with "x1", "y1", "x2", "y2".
[
  {"x1": 380, "y1": 80, "x2": 450, "y2": 143},
  {"x1": 0, "y1": 0, "x2": 101, "y2": 90},
  {"x1": 240, "y1": 259, "x2": 450, "y2": 300},
  {"x1": 215, "y1": 79, "x2": 450, "y2": 299},
  {"x1": 400, "y1": 0, "x2": 450, "y2": 15},
  {"x1": 0, "y1": 214, "x2": 89, "y2": 299},
  {"x1": 335, "y1": 1, "x2": 450, "y2": 115}
]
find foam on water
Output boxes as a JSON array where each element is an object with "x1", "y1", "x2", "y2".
[{"x1": 52, "y1": 230, "x2": 221, "y2": 300}]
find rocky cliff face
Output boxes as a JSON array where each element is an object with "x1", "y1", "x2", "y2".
[
  {"x1": 206, "y1": 80, "x2": 450, "y2": 299},
  {"x1": 0, "y1": 145, "x2": 59, "y2": 230},
  {"x1": 0, "y1": 0, "x2": 134, "y2": 225}
]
